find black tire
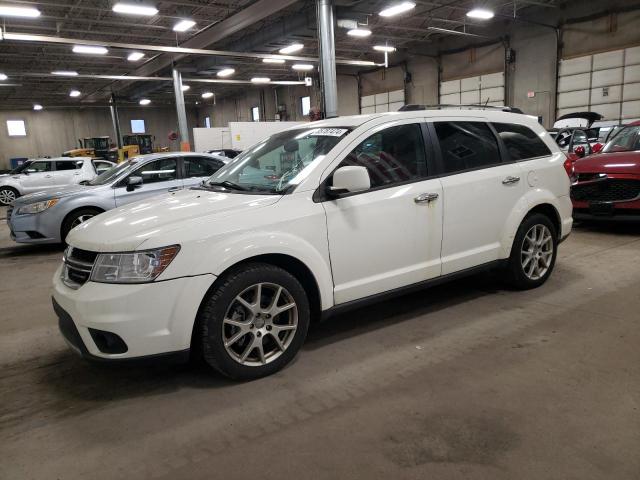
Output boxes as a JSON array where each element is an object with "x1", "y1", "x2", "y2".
[
  {"x1": 197, "y1": 262, "x2": 310, "y2": 380},
  {"x1": 61, "y1": 208, "x2": 102, "y2": 243},
  {"x1": 0, "y1": 186, "x2": 19, "y2": 206},
  {"x1": 503, "y1": 213, "x2": 558, "y2": 290}
]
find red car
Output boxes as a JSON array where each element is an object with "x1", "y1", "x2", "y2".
[{"x1": 570, "y1": 121, "x2": 640, "y2": 220}]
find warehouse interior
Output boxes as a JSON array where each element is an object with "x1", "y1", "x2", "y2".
[{"x1": 1, "y1": 0, "x2": 639, "y2": 478}]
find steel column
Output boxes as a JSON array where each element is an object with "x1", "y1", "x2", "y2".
[
  {"x1": 109, "y1": 93, "x2": 123, "y2": 150},
  {"x1": 317, "y1": 0, "x2": 338, "y2": 118},
  {"x1": 172, "y1": 68, "x2": 190, "y2": 151}
]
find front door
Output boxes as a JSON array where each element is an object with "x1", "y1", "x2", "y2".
[
  {"x1": 322, "y1": 121, "x2": 443, "y2": 305},
  {"x1": 114, "y1": 156, "x2": 182, "y2": 207},
  {"x1": 20, "y1": 160, "x2": 54, "y2": 193}
]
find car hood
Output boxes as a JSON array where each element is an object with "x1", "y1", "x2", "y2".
[
  {"x1": 13, "y1": 184, "x2": 106, "y2": 205},
  {"x1": 574, "y1": 151, "x2": 640, "y2": 174},
  {"x1": 67, "y1": 188, "x2": 282, "y2": 252}
]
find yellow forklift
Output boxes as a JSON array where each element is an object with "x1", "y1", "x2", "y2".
[
  {"x1": 123, "y1": 134, "x2": 154, "y2": 154},
  {"x1": 63, "y1": 137, "x2": 117, "y2": 161}
]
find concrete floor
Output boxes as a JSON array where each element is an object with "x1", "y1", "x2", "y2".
[{"x1": 1, "y1": 205, "x2": 639, "y2": 479}]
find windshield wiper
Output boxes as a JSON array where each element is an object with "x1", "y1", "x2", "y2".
[{"x1": 207, "y1": 180, "x2": 247, "y2": 191}]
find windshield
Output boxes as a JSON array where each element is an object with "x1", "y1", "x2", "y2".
[
  {"x1": 204, "y1": 127, "x2": 350, "y2": 194},
  {"x1": 88, "y1": 159, "x2": 134, "y2": 185},
  {"x1": 602, "y1": 125, "x2": 640, "y2": 153},
  {"x1": 10, "y1": 160, "x2": 33, "y2": 174}
]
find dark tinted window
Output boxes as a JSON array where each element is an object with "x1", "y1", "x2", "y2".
[
  {"x1": 493, "y1": 123, "x2": 551, "y2": 160},
  {"x1": 184, "y1": 156, "x2": 224, "y2": 177},
  {"x1": 132, "y1": 158, "x2": 177, "y2": 184},
  {"x1": 434, "y1": 122, "x2": 500, "y2": 173},
  {"x1": 55, "y1": 160, "x2": 81, "y2": 171},
  {"x1": 338, "y1": 123, "x2": 427, "y2": 189}
]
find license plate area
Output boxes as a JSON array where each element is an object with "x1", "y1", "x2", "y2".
[{"x1": 589, "y1": 202, "x2": 614, "y2": 216}]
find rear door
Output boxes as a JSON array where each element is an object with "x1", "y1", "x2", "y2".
[
  {"x1": 114, "y1": 156, "x2": 182, "y2": 207},
  {"x1": 432, "y1": 120, "x2": 527, "y2": 274},
  {"x1": 52, "y1": 160, "x2": 83, "y2": 188}
]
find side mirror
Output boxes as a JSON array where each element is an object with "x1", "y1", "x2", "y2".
[
  {"x1": 327, "y1": 166, "x2": 370, "y2": 197},
  {"x1": 126, "y1": 175, "x2": 143, "y2": 191},
  {"x1": 574, "y1": 145, "x2": 586, "y2": 158}
]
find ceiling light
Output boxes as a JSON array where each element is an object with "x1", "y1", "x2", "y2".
[
  {"x1": 173, "y1": 19, "x2": 196, "y2": 32},
  {"x1": 217, "y1": 68, "x2": 235, "y2": 77},
  {"x1": 374, "y1": 45, "x2": 396, "y2": 52},
  {"x1": 263, "y1": 58, "x2": 285, "y2": 64},
  {"x1": 112, "y1": 2, "x2": 158, "y2": 16},
  {"x1": 0, "y1": 5, "x2": 41, "y2": 17},
  {"x1": 181, "y1": 85, "x2": 190, "y2": 91},
  {"x1": 279, "y1": 43, "x2": 303, "y2": 54},
  {"x1": 201, "y1": 92, "x2": 214, "y2": 99},
  {"x1": 347, "y1": 28, "x2": 372, "y2": 37},
  {"x1": 251, "y1": 77, "x2": 270, "y2": 84},
  {"x1": 0, "y1": 73, "x2": 7, "y2": 81},
  {"x1": 127, "y1": 51, "x2": 144, "y2": 61},
  {"x1": 139, "y1": 99, "x2": 151, "y2": 105},
  {"x1": 379, "y1": 2, "x2": 415, "y2": 17},
  {"x1": 292, "y1": 64, "x2": 314, "y2": 71},
  {"x1": 466, "y1": 8, "x2": 494, "y2": 19},
  {"x1": 33, "y1": 104, "x2": 43, "y2": 110},
  {"x1": 73, "y1": 45, "x2": 108, "y2": 55},
  {"x1": 69, "y1": 90, "x2": 81, "y2": 97},
  {"x1": 51, "y1": 70, "x2": 78, "y2": 76}
]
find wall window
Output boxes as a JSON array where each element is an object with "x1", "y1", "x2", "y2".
[
  {"x1": 337, "y1": 123, "x2": 428, "y2": 190},
  {"x1": 130, "y1": 119, "x2": 145, "y2": 134},
  {"x1": 492, "y1": 123, "x2": 551, "y2": 160},
  {"x1": 251, "y1": 106, "x2": 260, "y2": 122},
  {"x1": 7, "y1": 120, "x2": 26, "y2": 137},
  {"x1": 301, "y1": 96, "x2": 311, "y2": 116},
  {"x1": 205, "y1": 116, "x2": 211, "y2": 128},
  {"x1": 434, "y1": 122, "x2": 500, "y2": 173}
]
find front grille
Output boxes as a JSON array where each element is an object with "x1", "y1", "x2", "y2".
[
  {"x1": 62, "y1": 247, "x2": 98, "y2": 289},
  {"x1": 571, "y1": 179, "x2": 640, "y2": 203}
]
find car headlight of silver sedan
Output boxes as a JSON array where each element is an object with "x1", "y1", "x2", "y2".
[
  {"x1": 16, "y1": 199, "x2": 59, "y2": 215},
  {"x1": 90, "y1": 245, "x2": 181, "y2": 284}
]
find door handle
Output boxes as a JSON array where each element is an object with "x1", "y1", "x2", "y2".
[
  {"x1": 45, "y1": 175, "x2": 53, "y2": 178},
  {"x1": 414, "y1": 192, "x2": 439, "y2": 204},
  {"x1": 502, "y1": 176, "x2": 520, "y2": 185},
  {"x1": 168, "y1": 186, "x2": 181, "y2": 192}
]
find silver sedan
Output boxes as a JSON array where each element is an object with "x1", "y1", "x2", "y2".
[{"x1": 7, "y1": 152, "x2": 228, "y2": 244}]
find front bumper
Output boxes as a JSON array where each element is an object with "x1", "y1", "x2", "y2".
[
  {"x1": 7, "y1": 206, "x2": 61, "y2": 244},
  {"x1": 52, "y1": 265, "x2": 216, "y2": 360}
]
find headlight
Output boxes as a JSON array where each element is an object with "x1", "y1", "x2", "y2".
[
  {"x1": 16, "y1": 199, "x2": 59, "y2": 215},
  {"x1": 90, "y1": 245, "x2": 180, "y2": 284}
]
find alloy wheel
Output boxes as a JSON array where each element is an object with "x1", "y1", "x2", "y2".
[
  {"x1": 70, "y1": 214, "x2": 94, "y2": 229},
  {"x1": 0, "y1": 189, "x2": 16, "y2": 205},
  {"x1": 222, "y1": 282, "x2": 298, "y2": 366},
  {"x1": 521, "y1": 224, "x2": 554, "y2": 280}
]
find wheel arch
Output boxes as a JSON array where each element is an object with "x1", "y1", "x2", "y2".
[{"x1": 60, "y1": 205, "x2": 106, "y2": 239}]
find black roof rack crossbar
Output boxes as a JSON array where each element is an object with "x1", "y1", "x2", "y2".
[{"x1": 399, "y1": 104, "x2": 524, "y2": 114}]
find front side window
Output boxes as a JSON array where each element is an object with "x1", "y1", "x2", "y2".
[
  {"x1": 434, "y1": 122, "x2": 500, "y2": 173},
  {"x1": 336, "y1": 123, "x2": 427, "y2": 189},
  {"x1": 89, "y1": 160, "x2": 133, "y2": 186},
  {"x1": 206, "y1": 127, "x2": 349, "y2": 194},
  {"x1": 602, "y1": 125, "x2": 640, "y2": 153},
  {"x1": 492, "y1": 123, "x2": 551, "y2": 160},
  {"x1": 132, "y1": 158, "x2": 177, "y2": 184},
  {"x1": 184, "y1": 156, "x2": 224, "y2": 178},
  {"x1": 26, "y1": 161, "x2": 52, "y2": 172},
  {"x1": 55, "y1": 161, "x2": 81, "y2": 171}
]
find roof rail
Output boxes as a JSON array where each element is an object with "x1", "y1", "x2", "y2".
[{"x1": 399, "y1": 104, "x2": 524, "y2": 114}]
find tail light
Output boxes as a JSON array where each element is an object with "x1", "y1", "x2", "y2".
[
  {"x1": 592, "y1": 143, "x2": 603, "y2": 153},
  {"x1": 563, "y1": 155, "x2": 577, "y2": 183}
]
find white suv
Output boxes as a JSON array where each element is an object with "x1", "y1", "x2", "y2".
[
  {"x1": 0, "y1": 157, "x2": 115, "y2": 205},
  {"x1": 52, "y1": 109, "x2": 572, "y2": 379}
]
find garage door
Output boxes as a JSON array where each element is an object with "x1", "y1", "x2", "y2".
[
  {"x1": 361, "y1": 89, "x2": 405, "y2": 113},
  {"x1": 439, "y1": 72, "x2": 505, "y2": 107},
  {"x1": 557, "y1": 46, "x2": 640, "y2": 123}
]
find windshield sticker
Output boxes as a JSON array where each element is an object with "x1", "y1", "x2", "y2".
[{"x1": 309, "y1": 128, "x2": 348, "y2": 137}]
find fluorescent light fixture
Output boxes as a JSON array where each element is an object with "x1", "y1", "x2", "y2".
[
  {"x1": 251, "y1": 77, "x2": 270, "y2": 84},
  {"x1": 279, "y1": 43, "x2": 303, "y2": 54},
  {"x1": 466, "y1": 8, "x2": 494, "y2": 19},
  {"x1": 217, "y1": 68, "x2": 235, "y2": 77},
  {"x1": 379, "y1": 2, "x2": 415, "y2": 17},
  {"x1": 263, "y1": 57, "x2": 285, "y2": 64},
  {"x1": 201, "y1": 92, "x2": 214, "y2": 99},
  {"x1": 127, "y1": 51, "x2": 144, "y2": 61},
  {"x1": 173, "y1": 19, "x2": 196, "y2": 32},
  {"x1": 292, "y1": 64, "x2": 314, "y2": 71},
  {"x1": 181, "y1": 85, "x2": 190, "y2": 91},
  {"x1": 33, "y1": 104, "x2": 43, "y2": 110},
  {"x1": 69, "y1": 90, "x2": 81, "y2": 97},
  {"x1": 73, "y1": 45, "x2": 108, "y2": 55},
  {"x1": 112, "y1": 2, "x2": 158, "y2": 15},
  {"x1": 0, "y1": 73, "x2": 7, "y2": 81},
  {"x1": 139, "y1": 98, "x2": 151, "y2": 105},
  {"x1": 347, "y1": 28, "x2": 372, "y2": 37},
  {"x1": 374, "y1": 45, "x2": 396, "y2": 52},
  {"x1": 0, "y1": 5, "x2": 41, "y2": 17},
  {"x1": 51, "y1": 70, "x2": 78, "y2": 76}
]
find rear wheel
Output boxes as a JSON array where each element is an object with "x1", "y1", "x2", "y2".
[
  {"x1": 197, "y1": 263, "x2": 310, "y2": 380},
  {"x1": 61, "y1": 208, "x2": 102, "y2": 243},
  {"x1": 504, "y1": 213, "x2": 558, "y2": 290},
  {"x1": 0, "y1": 187, "x2": 19, "y2": 206}
]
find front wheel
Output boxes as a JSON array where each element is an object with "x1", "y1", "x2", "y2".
[
  {"x1": 0, "y1": 187, "x2": 19, "y2": 206},
  {"x1": 61, "y1": 208, "x2": 102, "y2": 243},
  {"x1": 197, "y1": 263, "x2": 310, "y2": 380},
  {"x1": 504, "y1": 213, "x2": 558, "y2": 290}
]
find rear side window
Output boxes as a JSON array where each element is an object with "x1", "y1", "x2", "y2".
[
  {"x1": 492, "y1": 123, "x2": 551, "y2": 160},
  {"x1": 55, "y1": 161, "x2": 81, "y2": 171},
  {"x1": 184, "y1": 156, "x2": 225, "y2": 177},
  {"x1": 434, "y1": 122, "x2": 500, "y2": 174}
]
